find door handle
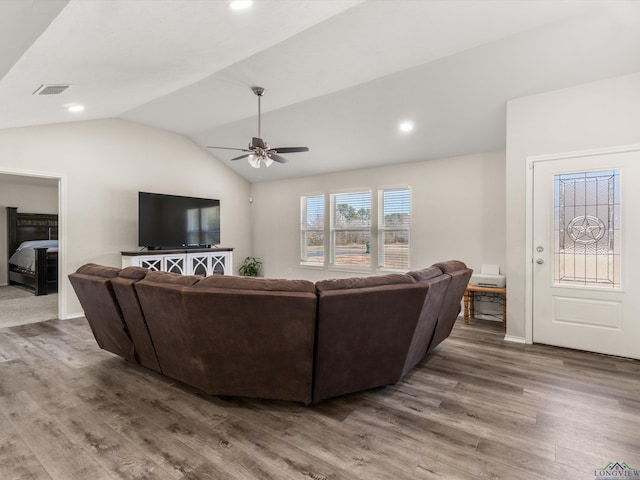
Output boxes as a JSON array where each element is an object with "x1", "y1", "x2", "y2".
[{"x1": 536, "y1": 258, "x2": 544, "y2": 265}]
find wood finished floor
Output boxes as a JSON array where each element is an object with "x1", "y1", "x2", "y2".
[{"x1": 1, "y1": 317, "x2": 639, "y2": 480}]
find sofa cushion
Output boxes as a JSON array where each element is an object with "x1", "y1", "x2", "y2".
[
  {"x1": 313, "y1": 281, "x2": 428, "y2": 402},
  {"x1": 401, "y1": 273, "x2": 450, "y2": 376},
  {"x1": 428, "y1": 261, "x2": 473, "y2": 353},
  {"x1": 112, "y1": 270, "x2": 161, "y2": 373},
  {"x1": 119, "y1": 266, "x2": 148, "y2": 280},
  {"x1": 76, "y1": 263, "x2": 120, "y2": 278},
  {"x1": 433, "y1": 260, "x2": 468, "y2": 274},
  {"x1": 68, "y1": 267, "x2": 136, "y2": 363},
  {"x1": 142, "y1": 270, "x2": 201, "y2": 286},
  {"x1": 315, "y1": 273, "x2": 415, "y2": 292},
  {"x1": 182, "y1": 286, "x2": 317, "y2": 404},
  {"x1": 408, "y1": 266, "x2": 443, "y2": 282},
  {"x1": 195, "y1": 275, "x2": 316, "y2": 293}
]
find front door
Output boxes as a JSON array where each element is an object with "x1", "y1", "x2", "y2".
[{"x1": 532, "y1": 149, "x2": 639, "y2": 360}]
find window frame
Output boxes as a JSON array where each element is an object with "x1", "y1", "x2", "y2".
[
  {"x1": 329, "y1": 190, "x2": 372, "y2": 271},
  {"x1": 300, "y1": 194, "x2": 326, "y2": 267},
  {"x1": 299, "y1": 186, "x2": 411, "y2": 272},
  {"x1": 378, "y1": 187, "x2": 411, "y2": 271}
]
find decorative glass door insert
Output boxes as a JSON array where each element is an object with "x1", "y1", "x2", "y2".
[{"x1": 554, "y1": 170, "x2": 620, "y2": 288}]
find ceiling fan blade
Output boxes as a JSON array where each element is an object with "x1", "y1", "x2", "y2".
[
  {"x1": 252, "y1": 137, "x2": 266, "y2": 149},
  {"x1": 206, "y1": 146, "x2": 252, "y2": 152},
  {"x1": 271, "y1": 146, "x2": 309, "y2": 154},
  {"x1": 267, "y1": 153, "x2": 289, "y2": 164},
  {"x1": 230, "y1": 154, "x2": 251, "y2": 161}
]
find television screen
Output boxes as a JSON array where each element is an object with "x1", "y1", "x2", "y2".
[{"x1": 138, "y1": 192, "x2": 220, "y2": 249}]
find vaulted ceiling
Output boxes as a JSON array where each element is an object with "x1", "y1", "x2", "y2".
[{"x1": 2, "y1": 0, "x2": 640, "y2": 183}]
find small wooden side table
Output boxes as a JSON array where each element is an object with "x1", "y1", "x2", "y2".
[{"x1": 463, "y1": 284, "x2": 507, "y2": 330}]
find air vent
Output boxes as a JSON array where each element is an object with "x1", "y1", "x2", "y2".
[{"x1": 32, "y1": 84, "x2": 71, "y2": 95}]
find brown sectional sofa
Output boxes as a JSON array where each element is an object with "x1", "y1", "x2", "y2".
[{"x1": 69, "y1": 261, "x2": 472, "y2": 404}]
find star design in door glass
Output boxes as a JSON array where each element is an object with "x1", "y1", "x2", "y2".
[{"x1": 567, "y1": 215, "x2": 606, "y2": 244}]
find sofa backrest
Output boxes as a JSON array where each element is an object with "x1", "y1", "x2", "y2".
[
  {"x1": 313, "y1": 273, "x2": 429, "y2": 402},
  {"x1": 70, "y1": 260, "x2": 470, "y2": 404},
  {"x1": 315, "y1": 273, "x2": 414, "y2": 292},
  {"x1": 402, "y1": 266, "x2": 450, "y2": 375},
  {"x1": 428, "y1": 260, "x2": 473, "y2": 352},
  {"x1": 68, "y1": 263, "x2": 137, "y2": 363},
  {"x1": 134, "y1": 271, "x2": 202, "y2": 387},
  {"x1": 180, "y1": 275, "x2": 318, "y2": 404},
  {"x1": 111, "y1": 266, "x2": 161, "y2": 373}
]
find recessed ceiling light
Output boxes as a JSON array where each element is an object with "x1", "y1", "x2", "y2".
[
  {"x1": 399, "y1": 120, "x2": 414, "y2": 133},
  {"x1": 68, "y1": 105, "x2": 85, "y2": 113},
  {"x1": 229, "y1": 0, "x2": 253, "y2": 10}
]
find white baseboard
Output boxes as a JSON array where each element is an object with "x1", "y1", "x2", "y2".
[
  {"x1": 62, "y1": 311, "x2": 85, "y2": 320},
  {"x1": 504, "y1": 334, "x2": 526, "y2": 344}
]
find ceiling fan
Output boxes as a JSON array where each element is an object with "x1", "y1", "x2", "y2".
[{"x1": 206, "y1": 86, "x2": 309, "y2": 168}]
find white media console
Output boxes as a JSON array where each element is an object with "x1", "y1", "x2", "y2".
[{"x1": 121, "y1": 248, "x2": 233, "y2": 276}]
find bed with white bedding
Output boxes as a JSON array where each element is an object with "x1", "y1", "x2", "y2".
[
  {"x1": 9, "y1": 240, "x2": 59, "y2": 271},
  {"x1": 6, "y1": 207, "x2": 58, "y2": 296}
]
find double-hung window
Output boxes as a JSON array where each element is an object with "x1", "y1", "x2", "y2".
[
  {"x1": 300, "y1": 187, "x2": 410, "y2": 271},
  {"x1": 331, "y1": 191, "x2": 371, "y2": 267},
  {"x1": 379, "y1": 187, "x2": 411, "y2": 269},
  {"x1": 300, "y1": 194, "x2": 325, "y2": 264}
]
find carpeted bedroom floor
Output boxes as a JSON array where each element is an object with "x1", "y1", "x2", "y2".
[{"x1": 0, "y1": 285, "x2": 58, "y2": 329}]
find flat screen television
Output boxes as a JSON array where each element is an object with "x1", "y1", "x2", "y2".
[{"x1": 138, "y1": 192, "x2": 220, "y2": 249}]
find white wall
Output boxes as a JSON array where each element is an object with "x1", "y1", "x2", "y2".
[
  {"x1": 0, "y1": 118, "x2": 252, "y2": 318},
  {"x1": 506, "y1": 71, "x2": 640, "y2": 339},
  {"x1": 251, "y1": 151, "x2": 506, "y2": 281},
  {"x1": 0, "y1": 181, "x2": 58, "y2": 284}
]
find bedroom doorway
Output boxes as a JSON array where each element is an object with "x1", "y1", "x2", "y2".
[{"x1": 0, "y1": 169, "x2": 64, "y2": 327}]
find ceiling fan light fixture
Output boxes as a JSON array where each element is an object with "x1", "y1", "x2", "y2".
[
  {"x1": 247, "y1": 154, "x2": 261, "y2": 169},
  {"x1": 206, "y1": 86, "x2": 309, "y2": 168}
]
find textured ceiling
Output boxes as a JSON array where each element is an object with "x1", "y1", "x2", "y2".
[{"x1": 1, "y1": 0, "x2": 640, "y2": 183}]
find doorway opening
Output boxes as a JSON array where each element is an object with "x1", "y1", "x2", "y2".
[{"x1": 0, "y1": 168, "x2": 66, "y2": 326}]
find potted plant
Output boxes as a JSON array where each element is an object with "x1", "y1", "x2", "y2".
[{"x1": 238, "y1": 256, "x2": 262, "y2": 277}]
